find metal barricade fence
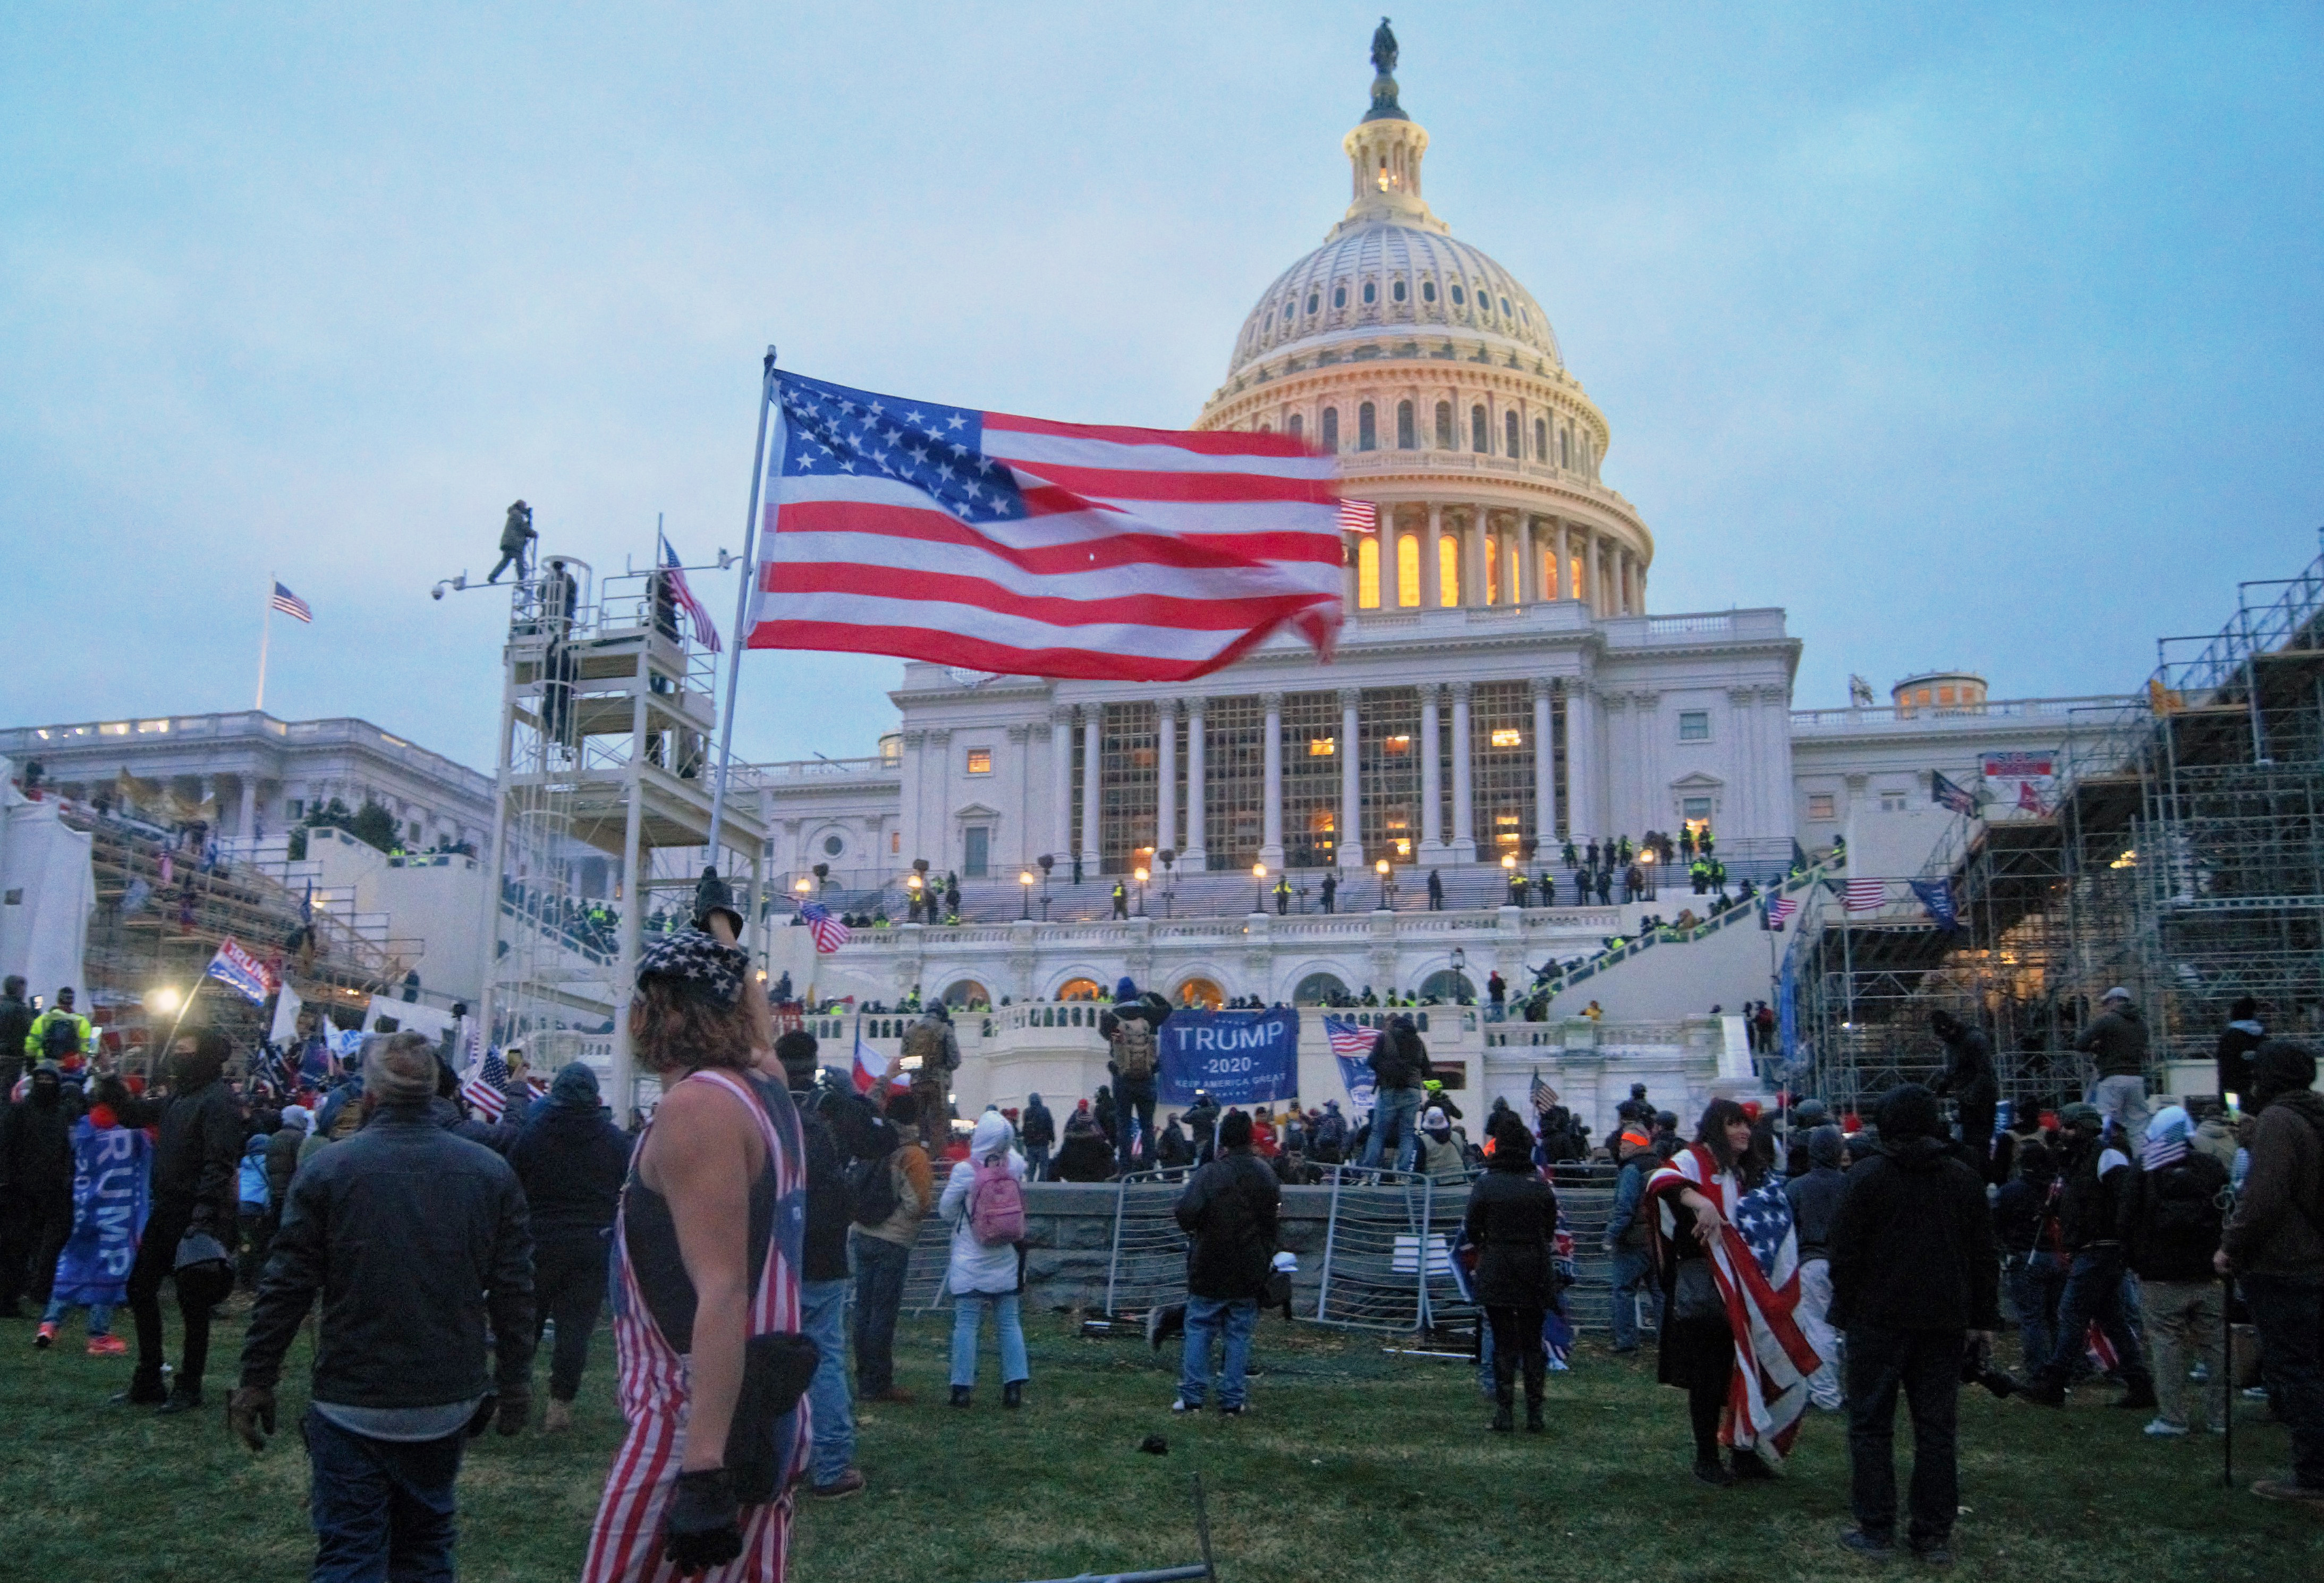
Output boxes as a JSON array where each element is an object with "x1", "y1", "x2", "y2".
[
  {"x1": 903, "y1": 1210, "x2": 955, "y2": 1314},
  {"x1": 1105, "y1": 1170, "x2": 1194, "y2": 1317},
  {"x1": 1419, "y1": 1167, "x2": 1481, "y2": 1333},
  {"x1": 1312, "y1": 1166, "x2": 1437, "y2": 1332}
]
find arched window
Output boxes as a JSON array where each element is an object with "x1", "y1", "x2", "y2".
[
  {"x1": 941, "y1": 979, "x2": 989, "y2": 1009},
  {"x1": 1321, "y1": 407, "x2": 1340, "y2": 451},
  {"x1": 1421, "y1": 278, "x2": 1437, "y2": 303},
  {"x1": 1392, "y1": 278, "x2": 1407, "y2": 302},
  {"x1": 1055, "y1": 977, "x2": 1103, "y2": 1002},
  {"x1": 1357, "y1": 401, "x2": 1377, "y2": 451},
  {"x1": 1361, "y1": 281, "x2": 1376, "y2": 304},
  {"x1": 1438, "y1": 532, "x2": 1462, "y2": 605},
  {"x1": 1434, "y1": 402, "x2": 1454, "y2": 448},
  {"x1": 1418, "y1": 968, "x2": 1475, "y2": 1003},
  {"x1": 1505, "y1": 410, "x2": 1521, "y2": 458},
  {"x1": 1500, "y1": 296, "x2": 1512, "y2": 317},
  {"x1": 1451, "y1": 284, "x2": 1466, "y2": 307},
  {"x1": 1293, "y1": 971, "x2": 1350, "y2": 1004},
  {"x1": 1558, "y1": 427, "x2": 1570, "y2": 469},
  {"x1": 1333, "y1": 283, "x2": 1347, "y2": 309},
  {"x1": 1470, "y1": 405, "x2": 1488, "y2": 453},
  {"x1": 1534, "y1": 418, "x2": 1547, "y2": 459},
  {"x1": 1306, "y1": 291, "x2": 1320, "y2": 315},
  {"x1": 1396, "y1": 529, "x2": 1421, "y2": 607},
  {"x1": 1485, "y1": 532, "x2": 1499, "y2": 604},
  {"x1": 1176, "y1": 977, "x2": 1225, "y2": 1011},
  {"x1": 1356, "y1": 535, "x2": 1380, "y2": 609},
  {"x1": 1287, "y1": 412, "x2": 1303, "y2": 442},
  {"x1": 1396, "y1": 400, "x2": 1415, "y2": 449}
]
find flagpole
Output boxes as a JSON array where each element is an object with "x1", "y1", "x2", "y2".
[
  {"x1": 255, "y1": 574, "x2": 274, "y2": 712},
  {"x1": 705, "y1": 346, "x2": 778, "y2": 897}
]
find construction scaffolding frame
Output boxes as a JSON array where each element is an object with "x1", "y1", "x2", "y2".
[{"x1": 1793, "y1": 531, "x2": 2324, "y2": 1111}]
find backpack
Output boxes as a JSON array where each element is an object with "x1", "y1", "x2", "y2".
[
  {"x1": 41, "y1": 1014, "x2": 79, "y2": 1062},
  {"x1": 1114, "y1": 1018, "x2": 1158, "y2": 1081},
  {"x1": 2143, "y1": 1161, "x2": 2223, "y2": 1263},
  {"x1": 1312, "y1": 1111, "x2": 1346, "y2": 1162},
  {"x1": 966, "y1": 1155, "x2": 1026, "y2": 1246},
  {"x1": 850, "y1": 1149, "x2": 901, "y2": 1228},
  {"x1": 903, "y1": 1021, "x2": 948, "y2": 1070}
]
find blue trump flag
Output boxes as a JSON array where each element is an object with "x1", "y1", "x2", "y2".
[
  {"x1": 1910, "y1": 878, "x2": 1961, "y2": 930},
  {"x1": 1158, "y1": 1008, "x2": 1300, "y2": 1106},
  {"x1": 52, "y1": 1116, "x2": 151, "y2": 1307}
]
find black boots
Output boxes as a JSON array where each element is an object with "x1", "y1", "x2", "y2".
[
  {"x1": 1491, "y1": 1395, "x2": 1514, "y2": 1432},
  {"x1": 949, "y1": 1385, "x2": 972, "y2": 1408},
  {"x1": 1490, "y1": 1351, "x2": 1516, "y2": 1432},
  {"x1": 1003, "y1": 1381, "x2": 1023, "y2": 1410},
  {"x1": 1523, "y1": 1354, "x2": 1546, "y2": 1434},
  {"x1": 1525, "y1": 1396, "x2": 1545, "y2": 1434}
]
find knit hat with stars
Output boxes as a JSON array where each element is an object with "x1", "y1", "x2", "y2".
[{"x1": 635, "y1": 928, "x2": 748, "y2": 1008}]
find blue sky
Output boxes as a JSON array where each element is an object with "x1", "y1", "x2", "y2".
[{"x1": 3, "y1": 2, "x2": 2318, "y2": 771}]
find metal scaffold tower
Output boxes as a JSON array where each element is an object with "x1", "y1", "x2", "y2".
[
  {"x1": 1791, "y1": 531, "x2": 2324, "y2": 1111},
  {"x1": 475, "y1": 552, "x2": 765, "y2": 1115}
]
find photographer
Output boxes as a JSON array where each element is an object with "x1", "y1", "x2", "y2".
[{"x1": 1827, "y1": 1083, "x2": 1998, "y2": 1565}]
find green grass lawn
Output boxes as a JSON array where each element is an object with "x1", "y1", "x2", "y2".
[{"x1": 4, "y1": 1303, "x2": 2317, "y2": 1581}]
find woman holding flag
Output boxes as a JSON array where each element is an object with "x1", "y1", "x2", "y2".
[{"x1": 1646, "y1": 1098, "x2": 1825, "y2": 1485}]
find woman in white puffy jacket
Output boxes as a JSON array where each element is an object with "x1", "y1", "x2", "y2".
[{"x1": 939, "y1": 1110, "x2": 1030, "y2": 1408}]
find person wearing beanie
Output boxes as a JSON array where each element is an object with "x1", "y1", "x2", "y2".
[
  {"x1": 507, "y1": 1060, "x2": 631, "y2": 1434},
  {"x1": 2018, "y1": 1101, "x2": 2156, "y2": 1411},
  {"x1": 1785, "y1": 1125, "x2": 1850, "y2": 1412},
  {"x1": 2216, "y1": 996, "x2": 2267, "y2": 1110},
  {"x1": 773, "y1": 1029, "x2": 865, "y2": 1497},
  {"x1": 2117, "y1": 1105, "x2": 2230, "y2": 1437},
  {"x1": 1463, "y1": 1113, "x2": 1556, "y2": 1432},
  {"x1": 2218, "y1": 1039, "x2": 2324, "y2": 1502},
  {"x1": 105, "y1": 1029, "x2": 244, "y2": 1412},
  {"x1": 938, "y1": 1110, "x2": 1030, "y2": 1408},
  {"x1": 1604, "y1": 1130, "x2": 1663, "y2": 1353},
  {"x1": 1418, "y1": 1106, "x2": 1464, "y2": 1182},
  {"x1": 1826, "y1": 1083, "x2": 1998, "y2": 1563},
  {"x1": 1172, "y1": 1108, "x2": 1280, "y2": 1417},
  {"x1": 0, "y1": 1060, "x2": 76, "y2": 1319},
  {"x1": 2076, "y1": 988, "x2": 2152, "y2": 1159},
  {"x1": 234, "y1": 1031, "x2": 536, "y2": 1578}
]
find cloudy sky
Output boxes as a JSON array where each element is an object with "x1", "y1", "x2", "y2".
[{"x1": 4, "y1": 2, "x2": 2318, "y2": 771}]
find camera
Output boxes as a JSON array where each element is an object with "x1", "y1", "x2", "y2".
[{"x1": 1962, "y1": 1336, "x2": 2018, "y2": 1399}]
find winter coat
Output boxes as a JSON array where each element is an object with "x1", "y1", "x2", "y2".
[
  {"x1": 1784, "y1": 1164, "x2": 1849, "y2": 1262},
  {"x1": 507, "y1": 1094, "x2": 632, "y2": 1242},
  {"x1": 2223, "y1": 1090, "x2": 2324, "y2": 1277},
  {"x1": 0, "y1": 992, "x2": 31, "y2": 1094},
  {"x1": 2056, "y1": 1137, "x2": 2133, "y2": 1251},
  {"x1": 2216, "y1": 1020, "x2": 2267, "y2": 1103},
  {"x1": 938, "y1": 1116, "x2": 1027, "y2": 1296},
  {"x1": 854, "y1": 1124, "x2": 934, "y2": 1248},
  {"x1": 1366, "y1": 1023, "x2": 1431, "y2": 1091},
  {"x1": 1174, "y1": 1148, "x2": 1282, "y2": 1301},
  {"x1": 1933, "y1": 1026, "x2": 1999, "y2": 1107},
  {"x1": 113, "y1": 1077, "x2": 243, "y2": 1229},
  {"x1": 1990, "y1": 1174, "x2": 2054, "y2": 1255},
  {"x1": 2117, "y1": 1152, "x2": 2230, "y2": 1284},
  {"x1": 266, "y1": 1123, "x2": 307, "y2": 1206},
  {"x1": 1020, "y1": 1098, "x2": 1056, "y2": 1149},
  {"x1": 0, "y1": 1084, "x2": 73, "y2": 1200},
  {"x1": 2076, "y1": 1004, "x2": 2149, "y2": 1078},
  {"x1": 1827, "y1": 1135, "x2": 1999, "y2": 1334},
  {"x1": 1461, "y1": 1164, "x2": 1556, "y2": 1307}
]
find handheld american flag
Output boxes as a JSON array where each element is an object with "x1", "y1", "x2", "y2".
[
  {"x1": 658, "y1": 530, "x2": 722, "y2": 652},
  {"x1": 800, "y1": 900, "x2": 850, "y2": 954},
  {"x1": 461, "y1": 1048, "x2": 511, "y2": 1122},
  {"x1": 745, "y1": 370, "x2": 1343, "y2": 680}
]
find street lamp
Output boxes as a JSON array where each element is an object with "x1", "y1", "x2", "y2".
[
  {"x1": 1037, "y1": 853, "x2": 1054, "y2": 919},
  {"x1": 1449, "y1": 945, "x2": 1470, "y2": 1005},
  {"x1": 1133, "y1": 866, "x2": 1149, "y2": 917},
  {"x1": 905, "y1": 872, "x2": 923, "y2": 922},
  {"x1": 1638, "y1": 845, "x2": 1657, "y2": 900},
  {"x1": 1375, "y1": 856, "x2": 1393, "y2": 911},
  {"x1": 1019, "y1": 869, "x2": 1034, "y2": 919},
  {"x1": 1252, "y1": 861, "x2": 1268, "y2": 913}
]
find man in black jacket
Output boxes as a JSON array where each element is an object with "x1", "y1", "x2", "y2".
[
  {"x1": 0, "y1": 975, "x2": 33, "y2": 1101},
  {"x1": 109, "y1": 1030, "x2": 245, "y2": 1412},
  {"x1": 2018, "y1": 1103, "x2": 2156, "y2": 1409},
  {"x1": 507, "y1": 1062, "x2": 630, "y2": 1435},
  {"x1": 231, "y1": 1032, "x2": 533, "y2": 1577},
  {"x1": 1359, "y1": 1014, "x2": 1431, "y2": 1174},
  {"x1": 776, "y1": 1030, "x2": 865, "y2": 1500},
  {"x1": 1928, "y1": 1011, "x2": 1999, "y2": 1175},
  {"x1": 1827, "y1": 1083, "x2": 1998, "y2": 1565},
  {"x1": 0, "y1": 1061, "x2": 74, "y2": 1317},
  {"x1": 1020, "y1": 1091, "x2": 1056, "y2": 1182},
  {"x1": 2116, "y1": 1105, "x2": 2229, "y2": 1436},
  {"x1": 1171, "y1": 1110, "x2": 1280, "y2": 1416}
]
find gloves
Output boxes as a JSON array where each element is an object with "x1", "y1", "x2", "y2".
[
  {"x1": 496, "y1": 1381, "x2": 531, "y2": 1437},
  {"x1": 663, "y1": 1467, "x2": 743, "y2": 1574},
  {"x1": 228, "y1": 1385, "x2": 277, "y2": 1453}
]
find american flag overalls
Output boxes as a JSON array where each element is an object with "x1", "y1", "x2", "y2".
[{"x1": 583, "y1": 1069, "x2": 810, "y2": 1582}]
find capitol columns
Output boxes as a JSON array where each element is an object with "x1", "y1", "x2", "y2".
[
  {"x1": 1259, "y1": 690, "x2": 1285, "y2": 870},
  {"x1": 1554, "y1": 520, "x2": 1571, "y2": 603},
  {"x1": 1079, "y1": 708, "x2": 1102, "y2": 870},
  {"x1": 1183, "y1": 697, "x2": 1208, "y2": 870},
  {"x1": 1048, "y1": 705, "x2": 1074, "y2": 861},
  {"x1": 1421, "y1": 503, "x2": 1444, "y2": 608},
  {"x1": 1417, "y1": 682, "x2": 1446, "y2": 861},
  {"x1": 1517, "y1": 515, "x2": 1539, "y2": 606},
  {"x1": 1565, "y1": 682, "x2": 1598, "y2": 839},
  {"x1": 1157, "y1": 698, "x2": 1179, "y2": 861},
  {"x1": 1449, "y1": 680, "x2": 1477, "y2": 862},
  {"x1": 1337, "y1": 686, "x2": 1363, "y2": 868},
  {"x1": 1531, "y1": 678, "x2": 1557, "y2": 848}
]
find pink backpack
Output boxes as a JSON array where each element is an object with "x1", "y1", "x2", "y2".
[{"x1": 967, "y1": 1155, "x2": 1026, "y2": 1246}]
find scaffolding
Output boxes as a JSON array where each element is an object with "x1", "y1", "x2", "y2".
[
  {"x1": 475, "y1": 552, "x2": 765, "y2": 1114},
  {"x1": 1793, "y1": 531, "x2": 2324, "y2": 1111}
]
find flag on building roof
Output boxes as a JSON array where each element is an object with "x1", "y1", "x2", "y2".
[
  {"x1": 270, "y1": 581, "x2": 313, "y2": 623},
  {"x1": 658, "y1": 530, "x2": 722, "y2": 653},
  {"x1": 1336, "y1": 498, "x2": 1377, "y2": 535},
  {"x1": 203, "y1": 937, "x2": 278, "y2": 1004},
  {"x1": 461, "y1": 1048, "x2": 511, "y2": 1122},
  {"x1": 1843, "y1": 877, "x2": 1886, "y2": 912},
  {"x1": 800, "y1": 900, "x2": 850, "y2": 954},
  {"x1": 745, "y1": 369, "x2": 1343, "y2": 682},
  {"x1": 1910, "y1": 878, "x2": 1960, "y2": 930},
  {"x1": 1931, "y1": 771, "x2": 1981, "y2": 816}
]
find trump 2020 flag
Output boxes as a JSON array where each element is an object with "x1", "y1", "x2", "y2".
[
  {"x1": 746, "y1": 370, "x2": 1343, "y2": 681},
  {"x1": 205, "y1": 937, "x2": 278, "y2": 1004},
  {"x1": 1911, "y1": 878, "x2": 1961, "y2": 930}
]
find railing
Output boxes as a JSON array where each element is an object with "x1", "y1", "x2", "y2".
[
  {"x1": 2154, "y1": 529, "x2": 2324, "y2": 697},
  {"x1": 1789, "y1": 693, "x2": 2137, "y2": 730}
]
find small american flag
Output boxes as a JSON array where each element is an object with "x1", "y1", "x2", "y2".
[
  {"x1": 270, "y1": 581, "x2": 313, "y2": 623},
  {"x1": 1323, "y1": 1017, "x2": 1376, "y2": 1060},
  {"x1": 800, "y1": 900, "x2": 850, "y2": 954},
  {"x1": 1843, "y1": 877, "x2": 1885, "y2": 912},
  {"x1": 658, "y1": 531, "x2": 722, "y2": 652},
  {"x1": 1529, "y1": 1069, "x2": 1558, "y2": 1111},
  {"x1": 460, "y1": 1048, "x2": 511, "y2": 1121},
  {"x1": 1767, "y1": 894, "x2": 1800, "y2": 927},
  {"x1": 1336, "y1": 498, "x2": 1378, "y2": 535}
]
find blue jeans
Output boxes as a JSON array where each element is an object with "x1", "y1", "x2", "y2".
[
  {"x1": 1178, "y1": 1294, "x2": 1258, "y2": 1409},
  {"x1": 40, "y1": 1296, "x2": 113, "y2": 1335},
  {"x1": 303, "y1": 1406, "x2": 462, "y2": 1582},
  {"x1": 1114, "y1": 1076, "x2": 1157, "y2": 1175},
  {"x1": 2243, "y1": 1272, "x2": 2324, "y2": 1489},
  {"x1": 1025, "y1": 1144, "x2": 1051, "y2": 1182},
  {"x1": 1361, "y1": 1087, "x2": 1422, "y2": 1172},
  {"x1": 1608, "y1": 1246, "x2": 1660, "y2": 1351},
  {"x1": 949, "y1": 1292, "x2": 1028, "y2": 1389},
  {"x1": 2034, "y1": 1245, "x2": 2151, "y2": 1393},
  {"x1": 2006, "y1": 1251, "x2": 2067, "y2": 1378},
  {"x1": 851, "y1": 1231, "x2": 913, "y2": 1396},
  {"x1": 800, "y1": 1276, "x2": 854, "y2": 1484}
]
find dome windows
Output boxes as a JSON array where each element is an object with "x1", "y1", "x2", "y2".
[
  {"x1": 1470, "y1": 404, "x2": 1488, "y2": 453},
  {"x1": 1361, "y1": 281, "x2": 1376, "y2": 305},
  {"x1": 1391, "y1": 278, "x2": 1407, "y2": 303},
  {"x1": 1434, "y1": 401, "x2": 1454, "y2": 448},
  {"x1": 1396, "y1": 400, "x2": 1415, "y2": 449},
  {"x1": 1307, "y1": 291, "x2": 1320, "y2": 315},
  {"x1": 1534, "y1": 417, "x2": 1547, "y2": 459},
  {"x1": 1421, "y1": 279, "x2": 1437, "y2": 303},
  {"x1": 1357, "y1": 402, "x2": 1377, "y2": 451},
  {"x1": 1500, "y1": 296, "x2": 1512, "y2": 317},
  {"x1": 1287, "y1": 413, "x2": 1304, "y2": 442},
  {"x1": 1333, "y1": 283, "x2": 1348, "y2": 309},
  {"x1": 1283, "y1": 300, "x2": 1294, "y2": 322},
  {"x1": 1321, "y1": 407, "x2": 1340, "y2": 452},
  {"x1": 1505, "y1": 410, "x2": 1521, "y2": 458},
  {"x1": 1450, "y1": 284, "x2": 1466, "y2": 307}
]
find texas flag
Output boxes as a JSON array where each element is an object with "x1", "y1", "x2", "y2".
[{"x1": 852, "y1": 1028, "x2": 909, "y2": 1096}]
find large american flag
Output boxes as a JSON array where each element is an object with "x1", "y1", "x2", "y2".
[
  {"x1": 1322, "y1": 1015, "x2": 1378, "y2": 1110},
  {"x1": 800, "y1": 900, "x2": 850, "y2": 954},
  {"x1": 270, "y1": 581, "x2": 313, "y2": 623},
  {"x1": 1646, "y1": 1144, "x2": 1824, "y2": 1463},
  {"x1": 657, "y1": 531, "x2": 721, "y2": 652},
  {"x1": 461, "y1": 1048, "x2": 512, "y2": 1122},
  {"x1": 745, "y1": 370, "x2": 1343, "y2": 680},
  {"x1": 1843, "y1": 877, "x2": 1886, "y2": 912}
]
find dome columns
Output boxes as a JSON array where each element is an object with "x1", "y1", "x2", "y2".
[{"x1": 1341, "y1": 504, "x2": 1646, "y2": 617}]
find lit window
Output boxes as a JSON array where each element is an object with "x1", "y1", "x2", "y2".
[
  {"x1": 1438, "y1": 532, "x2": 1461, "y2": 605},
  {"x1": 1333, "y1": 284, "x2": 1347, "y2": 309},
  {"x1": 1396, "y1": 529, "x2": 1420, "y2": 606},
  {"x1": 1362, "y1": 281, "x2": 1376, "y2": 304},
  {"x1": 1386, "y1": 734, "x2": 1412, "y2": 754},
  {"x1": 1308, "y1": 737, "x2": 1337, "y2": 757},
  {"x1": 1683, "y1": 797, "x2": 1712, "y2": 822},
  {"x1": 1678, "y1": 711, "x2": 1710, "y2": 741},
  {"x1": 1808, "y1": 794, "x2": 1836, "y2": 821},
  {"x1": 1422, "y1": 279, "x2": 1437, "y2": 302},
  {"x1": 1356, "y1": 536, "x2": 1380, "y2": 609},
  {"x1": 890, "y1": 831, "x2": 900, "y2": 853},
  {"x1": 1392, "y1": 278, "x2": 1407, "y2": 302},
  {"x1": 1938, "y1": 687, "x2": 1956, "y2": 706},
  {"x1": 965, "y1": 748, "x2": 993, "y2": 775},
  {"x1": 1490, "y1": 727, "x2": 1523, "y2": 748}
]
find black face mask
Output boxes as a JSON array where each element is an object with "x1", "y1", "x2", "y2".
[{"x1": 30, "y1": 1078, "x2": 61, "y2": 1107}]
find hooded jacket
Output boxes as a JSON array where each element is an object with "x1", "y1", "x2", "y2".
[
  {"x1": 1366, "y1": 1020, "x2": 1432, "y2": 1091},
  {"x1": 1462, "y1": 1153, "x2": 1556, "y2": 1306},
  {"x1": 2076, "y1": 1003, "x2": 2149, "y2": 1078},
  {"x1": 938, "y1": 1113, "x2": 1026, "y2": 1295},
  {"x1": 507, "y1": 1080, "x2": 633, "y2": 1241},
  {"x1": 1174, "y1": 1145, "x2": 1282, "y2": 1301},
  {"x1": 1827, "y1": 1093, "x2": 1999, "y2": 1333},
  {"x1": 0, "y1": 1072, "x2": 73, "y2": 1198},
  {"x1": 112, "y1": 1063, "x2": 243, "y2": 1228},
  {"x1": 1783, "y1": 1126, "x2": 1850, "y2": 1262},
  {"x1": 2224, "y1": 1087, "x2": 2324, "y2": 1277},
  {"x1": 2216, "y1": 1019, "x2": 2267, "y2": 1103},
  {"x1": 0, "y1": 991, "x2": 32, "y2": 1093}
]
